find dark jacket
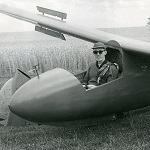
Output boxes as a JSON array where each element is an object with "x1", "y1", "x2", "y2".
[{"x1": 82, "y1": 60, "x2": 119, "y2": 86}]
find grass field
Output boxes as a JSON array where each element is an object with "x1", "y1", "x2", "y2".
[
  {"x1": 1, "y1": 108, "x2": 150, "y2": 150},
  {"x1": 0, "y1": 31, "x2": 150, "y2": 149}
]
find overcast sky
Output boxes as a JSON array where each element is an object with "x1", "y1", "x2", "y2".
[{"x1": 0, "y1": 0, "x2": 150, "y2": 32}]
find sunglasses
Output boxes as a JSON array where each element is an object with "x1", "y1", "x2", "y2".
[{"x1": 93, "y1": 50, "x2": 104, "y2": 54}]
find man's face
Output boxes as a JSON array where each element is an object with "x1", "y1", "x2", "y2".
[{"x1": 93, "y1": 48, "x2": 107, "y2": 62}]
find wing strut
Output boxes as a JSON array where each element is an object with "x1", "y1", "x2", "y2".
[
  {"x1": 37, "y1": 6, "x2": 67, "y2": 20},
  {"x1": 35, "y1": 25, "x2": 66, "y2": 40}
]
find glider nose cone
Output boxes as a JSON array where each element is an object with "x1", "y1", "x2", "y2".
[
  {"x1": 9, "y1": 99, "x2": 16, "y2": 112},
  {"x1": 9, "y1": 97, "x2": 25, "y2": 117},
  {"x1": 9, "y1": 89, "x2": 39, "y2": 122},
  {"x1": 8, "y1": 68, "x2": 85, "y2": 123}
]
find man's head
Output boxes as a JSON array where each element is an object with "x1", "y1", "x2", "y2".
[{"x1": 92, "y1": 42, "x2": 107, "y2": 62}]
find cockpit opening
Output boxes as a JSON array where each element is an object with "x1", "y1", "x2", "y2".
[
  {"x1": 106, "y1": 46, "x2": 123, "y2": 77},
  {"x1": 75, "y1": 41, "x2": 123, "y2": 90}
]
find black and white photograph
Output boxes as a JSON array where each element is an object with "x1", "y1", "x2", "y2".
[{"x1": 0, "y1": 0, "x2": 150, "y2": 149}]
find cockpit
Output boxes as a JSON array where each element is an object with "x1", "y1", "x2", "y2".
[
  {"x1": 106, "y1": 46, "x2": 123, "y2": 77},
  {"x1": 75, "y1": 40, "x2": 123, "y2": 87}
]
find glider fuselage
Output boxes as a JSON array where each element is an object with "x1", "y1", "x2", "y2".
[{"x1": 9, "y1": 50, "x2": 150, "y2": 125}]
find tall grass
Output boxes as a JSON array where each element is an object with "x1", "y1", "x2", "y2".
[{"x1": 0, "y1": 32, "x2": 95, "y2": 77}]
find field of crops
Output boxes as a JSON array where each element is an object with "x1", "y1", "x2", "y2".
[{"x1": 0, "y1": 31, "x2": 95, "y2": 78}]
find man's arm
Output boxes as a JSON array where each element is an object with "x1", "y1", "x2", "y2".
[{"x1": 107, "y1": 64, "x2": 119, "y2": 82}]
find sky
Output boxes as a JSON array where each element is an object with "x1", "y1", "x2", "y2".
[{"x1": 0, "y1": 0, "x2": 150, "y2": 32}]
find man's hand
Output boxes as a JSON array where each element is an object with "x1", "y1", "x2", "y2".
[
  {"x1": 87, "y1": 84, "x2": 97, "y2": 89},
  {"x1": 82, "y1": 84, "x2": 86, "y2": 88}
]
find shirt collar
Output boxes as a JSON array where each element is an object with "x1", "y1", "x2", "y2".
[{"x1": 96, "y1": 60, "x2": 107, "y2": 69}]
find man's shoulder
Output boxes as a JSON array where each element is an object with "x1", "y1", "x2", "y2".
[
  {"x1": 105, "y1": 62, "x2": 119, "y2": 79},
  {"x1": 106, "y1": 61, "x2": 119, "y2": 69},
  {"x1": 110, "y1": 62, "x2": 119, "y2": 69},
  {"x1": 109, "y1": 62, "x2": 119, "y2": 76}
]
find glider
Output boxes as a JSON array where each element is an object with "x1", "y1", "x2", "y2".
[{"x1": 0, "y1": 5, "x2": 150, "y2": 126}]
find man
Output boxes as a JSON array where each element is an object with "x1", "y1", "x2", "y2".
[{"x1": 82, "y1": 42, "x2": 119, "y2": 90}]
